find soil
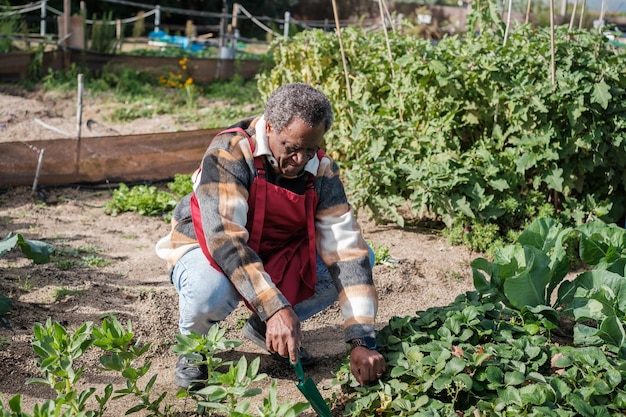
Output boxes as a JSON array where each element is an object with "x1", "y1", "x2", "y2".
[{"x1": 0, "y1": 86, "x2": 478, "y2": 416}]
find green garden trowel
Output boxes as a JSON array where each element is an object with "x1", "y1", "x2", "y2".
[{"x1": 292, "y1": 352, "x2": 332, "y2": 417}]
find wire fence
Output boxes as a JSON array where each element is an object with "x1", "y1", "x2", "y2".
[{"x1": 0, "y1": 0, "x2": 369, "y2": 44}]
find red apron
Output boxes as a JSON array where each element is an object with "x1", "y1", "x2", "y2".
[{"x1": 190, "y1": 127, "x2": 318, "y2": 306}]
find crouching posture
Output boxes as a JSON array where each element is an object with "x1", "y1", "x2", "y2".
[{"x1": 156, "y1": 82, "x2": 386, "y2": 388}]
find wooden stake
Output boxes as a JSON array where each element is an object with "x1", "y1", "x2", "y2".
[
  {"x1": 579, "y1": 0, "x2": 586, "y2": 28},
  {"x1": 331, "y1": 0, "x2": 351, "y2": 100},
  {"x1": 378, "y1": 0, "x2": 395, "y2": 79},
  {"x1": 598, "y1": 0, "x2": 606, "y2": 32},
  {"x1": 569, "y1": 0, "x2": 578, "y2": 31},
  {"x1": 550, "y1": 0, "x2": 556, "y2": 85},
  {"x1": 526, "y1": 0, "x2": 532, "y2": 24},
  {"x1": 32, "y1": 149, "x2": 45, "y2": 193},
  {"x1": 63, "y1": 0, "x2": 70, "y2": 47},
  {"x1": 504, "y1": 0, "x2": 513, "y2": 46},
  {"x1": 75, "y1": 73, "x2": 84, "y2": 177}
]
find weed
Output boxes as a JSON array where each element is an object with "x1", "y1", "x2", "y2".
[
  {"x1": 109, "y1": 98, "x2": 169, "y2": 122},
  {"x1": 53, "y1": 244, "x2": 110, "y2": 269},
  {"x1": 443, "y1": 271, "x2": 463, "y2": 282},
  {"x1": 53, "y1": 287, "x2": 81, "y2": 301},
  {"x1": 55, "y1": 259, "x2": 76, "y2": 270},
  {"x1": 17, "y1": 276, "x2": 33, "y2": 292},
  {"x1": 235, "y1": 313, "x2": 249, "y2": 330},
  {"x1": 370, "y1": 242, "x2": 392, "y2": 266},
  {"x1": 81, "y1": 255, "x2": 112, "y2": 267}
]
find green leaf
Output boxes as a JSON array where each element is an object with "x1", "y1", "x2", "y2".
[
  {"x1": 0, "y1": 295, "x2": 12, "y2": 316},
  {"x1": 0, "y1": 232, "x2": 55, "y2": 264},
  {"x1": 445, "y1": 357, "x2": 467, "y2": 375},
  {"x1": 485, "y1": 366, "x2": 504, "y2": 386},
  {"x1": 8, "y1": 394, "x2": 23, "y2": 413},
  {"x1": 543, "y1": 164, "x2": 564, "y2": 193},
  {"x1": 591, "y1": 80, "x2": 611, "y2": 110},
  {"x1": 596, "y1": 315, "x2": 625, "y2": 348},
  {"x1": 502, "y1": 246, "x2": 552, "y2": 308},
  {"x1": 569, "y1": 270, "x2": 626, "y2": 315},
  {"x1": 504, "y1": 370, "x2": 525, "y2": 387}
]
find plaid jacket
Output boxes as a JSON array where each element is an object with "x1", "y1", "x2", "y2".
[{"x1": 156, "y1": 116, "x2": 378, "y2": 341}]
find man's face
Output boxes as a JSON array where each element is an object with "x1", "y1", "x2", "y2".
[{"x1": 267, "y1": 117, "x2": 325, "y2": 178}]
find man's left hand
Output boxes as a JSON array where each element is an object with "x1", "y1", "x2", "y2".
[{"x1": 350, "y1": 347, "x2": 387, "y2": 386}]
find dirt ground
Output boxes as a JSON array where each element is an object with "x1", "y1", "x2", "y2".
[{"x1": 0, "y1": 87, "x2": 477, "y2": 416}]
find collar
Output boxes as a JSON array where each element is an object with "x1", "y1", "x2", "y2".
[{"x1": 253, "y1": 115, "x2": 319, "y2": 177}]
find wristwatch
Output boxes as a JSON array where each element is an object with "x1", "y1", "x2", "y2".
[{"x1": 349, "y1": 336, "x2": 378, "y2": 351}]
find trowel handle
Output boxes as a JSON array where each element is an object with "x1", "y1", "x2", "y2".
[{"x1": 291, "y1": 350, "x2": 305, "y2": 382}]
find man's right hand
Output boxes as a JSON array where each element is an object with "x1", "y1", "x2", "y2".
[{"x1": 265, "y1": 307, "x2": 302, "y2": 365}]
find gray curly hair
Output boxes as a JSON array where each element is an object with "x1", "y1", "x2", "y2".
[{"x1": 264, "y1": 83, "x2": 333, "y2": 133}]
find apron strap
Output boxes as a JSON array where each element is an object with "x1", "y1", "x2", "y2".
[
  {"x1": 304, "y1": 176, "x2": 317, "y2": 287},
  {"x1": 248, "y1": 158, "x2": 267, "y2": 252}
]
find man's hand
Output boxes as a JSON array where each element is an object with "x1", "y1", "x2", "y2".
[
  {"x1": 350, "y1": 347, "x2": 387, "y2": 386},
  {"x1": 265, "y1": 307, "x2": 301, "y2": 364}
]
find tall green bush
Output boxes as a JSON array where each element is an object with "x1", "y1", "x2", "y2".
[
  {"x1": 89, "y1": 12, "x2": 119, "y2": 53},
  {"x1": 0, "y1": 11, "x2": 19, "y2": 53},
  {"x1": 257, "y1": 13, "x2": 626, "y2": 243}
]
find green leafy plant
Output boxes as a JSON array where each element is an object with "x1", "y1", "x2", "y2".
[
  {"x1": 92, "y1": 318, "x2": 168, "y2": 416},
  {"x1": 471, "y1": 217, "x2": 572, "y2": 310},
  {"x1": 0, "y1": 10, "x2": 19, "y2": 53},
  {"x1": 104, "y1": 183, "x2": 178, "y2": 217},
  {"x1": 0, "y1": 233, "x2": 55, "y2": 265},
  {"x1": 334, "y1": 291, "x2": 626, "y2": 416},
  {"x1": 1, "y1": 233, "x2": 54, "y2": 318},
  {"x1": 53, "y1": 244, "x2": 112, "y2": 270},
  {"x1": 0, "y1": 318, "x2": 310, "y2": 416},
  {"x1": 27, "y1": 319, "x2": 96, "y2": 415},
  {"x1": 172, "y1": 327, "x2": 310, "y2": 417},
  {"x1": 52, "y1": 287, "x2": 82, "y2": 301},
  {"x1": 104, "y1": 175, "x2": 196, "y2": 219},
  {"x1": 258, "y1": 13, "x2": 626, "y2": 252},
  {"x1": 370, "y1": 242, "x2": 393, "y2": 266},
  {"x1": 334, "y1": 217, "x2": 626, "y2": 415},
  {"x1": 89, "y1": 12, "x2": 119, "y2": 53},
  {"x1": 472, "y1": 216, "x2": 626, "y2": 357},
  {"x1": 167, "y1": 173, "x2": 193, "y2": 197}
]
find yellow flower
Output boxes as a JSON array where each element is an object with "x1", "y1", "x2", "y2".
[{"x1": 184, "y1": 77, "x2": 193, "y2": 86}]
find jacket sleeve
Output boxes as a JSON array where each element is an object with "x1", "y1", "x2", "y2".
[
  {"x1": 313, "y1": 155, "x2": 378, "y2": 342},
  {"x1": 194, "y1": 135, "x2": 290, "y2": 321}
]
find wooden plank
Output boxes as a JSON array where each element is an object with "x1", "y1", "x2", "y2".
[
  {"x1": 0, "y1": 52, "x2": 33, "y2": 81},
  {"x1": 0, "y1": 128, "x2": 222, "y2": 187},
  {"x1": 0, "y1": 51, "x2": 64, "y2": 81}
]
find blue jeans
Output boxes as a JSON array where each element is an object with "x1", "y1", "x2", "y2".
[{"x1": 170, "y1": 246, "x2": 375, "y2": 335}]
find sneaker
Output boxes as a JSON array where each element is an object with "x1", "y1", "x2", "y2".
[
  {"x1": 243, "y1": 313, "x2": 316, "y2": 368},
  {"x1": 174, "y1": 354, "x2": 208, "y2": 389}
]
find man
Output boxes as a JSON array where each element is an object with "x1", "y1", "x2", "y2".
[{"x1": 156, "y1": 82, "x2": 386, "y2": 389}]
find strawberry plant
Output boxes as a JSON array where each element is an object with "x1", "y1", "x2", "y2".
[{"x1": 334, "y1": 217, "x2": 626, "y2": 415}]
